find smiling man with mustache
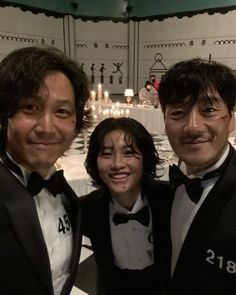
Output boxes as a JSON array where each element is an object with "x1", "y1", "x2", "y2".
[{"x1": 159, "y1": 58, "x2": 236, "y2": 295}]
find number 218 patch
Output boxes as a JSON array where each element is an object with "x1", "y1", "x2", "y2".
[{"x1": 206, "y1": 249, "x2": 236, "y2": 274}]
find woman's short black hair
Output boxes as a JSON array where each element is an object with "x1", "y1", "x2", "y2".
[{"x1": 85, "y1": 117, "x2": 160, "y2": 188}]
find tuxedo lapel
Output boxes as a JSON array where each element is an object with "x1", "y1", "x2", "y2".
[
  {"x1": 0, "y1": 163, "x2": 53, "y2": 292},
  {"x1": 92, "y1": 194, "x2": 114, "y2": 263},
  {"x1": 60, "y1": 180, "x2": 82, "y2": 295},
  {"x1": 148, "y1": 194, "x2": 159, "y2": 262},
  {"x1": 145, "y1": 182, "x2": 172, "y2": 291},
  {"x1": 173, "y1": 151, "x2": 236, "y2": 279},
  {"x1": 81, "y1": 190, "x2": 114, "y2": 267},
  {"x1": 147, "y1": 183, "x2": 172, "y2": 263}
]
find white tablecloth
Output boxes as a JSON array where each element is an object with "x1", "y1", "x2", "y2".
[
  {"x1": 126, "y1": 105, "x2": 165, "y2": 134},
  {"x1": 58, "y1": 154, "x2": 95, "y2": 197},
  {"x1": 94, "y1": 102, "x2": 165, "y2": 135}
]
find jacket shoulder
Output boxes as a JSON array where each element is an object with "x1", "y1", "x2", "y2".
[
  {"x1": 145, "y1": 180, "x2": 174, "y2": 205},
  {"x1": 146, "y1": 179, "x2": 172, "y2": 194},
  {"x1": 79, "y1": 189, "x2": 108, "y2": 211}
]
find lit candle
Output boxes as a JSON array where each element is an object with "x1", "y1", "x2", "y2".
[
  {"x1": 116, "y1": 101, "x2": 120, "y2": 109},
  {"x1": 98, "y1": 83, "x2": 102, "y2": 90},
  {"x1": 120, "y1": 109, "x2": 124, "y2": 116},
  {"x1": 125, "y1": 109, "x2": 130, "y2": 116},
  {"x1": 104, "y1": 91, "x2": 109, "y2": 99},
  {"x1": 91, "y1": 105, "x2": 96, "y2": 112},
  {"x1": 90, "y1": 90, "x2": 96, "y2": 100}
]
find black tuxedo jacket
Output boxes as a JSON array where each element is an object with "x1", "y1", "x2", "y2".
[
  {"x1": 0, "y1": 162, "x2": 82, "y2": 295},
  {"x1": 80, "y1": 181, "x2": 173, "y2": 295},
  {"x1": 167, "y1": 146, "x2": 236, "y2": 295}
]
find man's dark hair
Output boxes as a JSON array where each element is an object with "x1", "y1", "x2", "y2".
[
  {"x1": 159, "y1": 58, "x2": 236, "y2": 113},
  {"x1": 85, "y1": 117, "x2": 160, "y2": 189}
]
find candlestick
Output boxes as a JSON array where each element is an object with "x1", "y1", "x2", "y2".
[
  {"x1": 104, "y1": 91, "x2": 109, "y2": 99},
  {"x1": 90, "y1": 90, "x2": 96, "y2": 101},
  {"x1": 97, "y1": 83, "x2": 103, "y2": 101}
]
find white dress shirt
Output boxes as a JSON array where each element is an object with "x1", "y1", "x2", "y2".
[
  {"x1": 110, "y1": 193, "x2": 154, "y2": 270},
  {"x1": 171, "y1": 145, "x2": 230, "y2": 275},
  {"x1": 3, "y1": 154, "x2": 72, "y2": 295}
]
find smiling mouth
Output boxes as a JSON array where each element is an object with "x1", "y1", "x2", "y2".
[
  {"x1": 182, "y1": 138, "x2": 209, "y2": 144},
  {"x1": 184, "y1": 141, "x2": 205, "y2": 145},
  {"x1": 29, "y1": 142, "x2": 60, "y2": 150},
  {"x1": 30, "y1": 141, "x2": 60, "y2": 145},
  {"x1": 109, "y1": 172, "x2": 130, "y2": 180}
]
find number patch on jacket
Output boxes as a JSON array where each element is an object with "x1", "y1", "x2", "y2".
[
  {"x1": 58, "y1": 214, "x2": 71, "y2": 234},
  {"x1": 206, "y1": 249, "x2": 236, "y2": 274}
]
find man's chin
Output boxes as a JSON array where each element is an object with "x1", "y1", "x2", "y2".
[{"x1": 28, "y1": 160, "x2": 54, "y2": 171}]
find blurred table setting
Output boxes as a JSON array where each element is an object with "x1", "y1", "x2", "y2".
[{"x1": 90, "y1": 100, "x2": 165, "y2": 135}]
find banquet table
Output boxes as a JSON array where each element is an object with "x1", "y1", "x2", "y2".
[
  {"x1": 124, "y1": 104, "x2": 165, "y2": 134},
  {"x1": 58, "y1": 154, "x2": 94, "y2": 197},
  {"x1": 94, "y1": 102, "x2": 165, "y2": 135}
]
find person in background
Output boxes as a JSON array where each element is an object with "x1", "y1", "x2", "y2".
[
  {"x1": 0, "y1": 45, "x2": 91, "y2": 295},
  {"x1": 150, "y1": 74, "x2": 160, "y2": 92},
  {"x1": 80, "y1": 117, "x2": 172, "y2": 295},
  {"x1": 139, "y1": 80, "x2": 159, "y2": 106},
  {"x1": 159, "y1": 58, "x2": 236, "y2": 295}
]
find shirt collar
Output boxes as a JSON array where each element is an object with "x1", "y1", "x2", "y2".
[{"x1": 110, "y1": 192, "x2": 147, "y2": 214}]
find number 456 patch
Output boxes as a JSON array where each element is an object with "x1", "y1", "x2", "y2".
[{"x1": 58, "y1": 214, "x2": 71, "y2": 234}]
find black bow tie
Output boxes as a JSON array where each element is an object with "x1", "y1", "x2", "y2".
[
  {"x1": 27, "y1": 170, "x2": 65, "y2": 197},
  {"x1": 169, "y1": 165, "x2": 204, "y2": 203},
  {"x1": 169, "y1": 152, "x2": 231, "y2": 204},
  {"x1": 0, "y1": 149, "x2": 66, "y2": 197},
  {"x1": 113, "y1": 206, "x2": 150, "y2": 227}
]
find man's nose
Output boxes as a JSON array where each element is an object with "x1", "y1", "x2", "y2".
[
  {"x1": 184, "y1": 109, "x2": 203, "y2": 131},
  {"x1": 35, "y1": 112, "x2": 55, "y2": 133}
]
